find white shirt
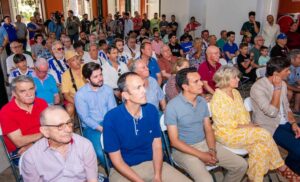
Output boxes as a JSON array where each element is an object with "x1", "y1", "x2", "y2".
[
  {"x1": 6, "y1": 53, "x2": 34, "y2": 74},
  {"x1": 123, "y1": 44, "x2": 141, "y2": 60},
  {"x1": 102, "y1": 60, "x2": 129, "y2": 89},
  {"x1": 124, "y1": 19, "x2": 133, "y2": 37},
  {"x1": 83, "y1": 53, "x2": 101, "y2": 65},
  {"x1": 262, "y1": 22, "x2": 280, "y2": 48}
]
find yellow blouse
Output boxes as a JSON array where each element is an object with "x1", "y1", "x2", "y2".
[{"x1": 210, "y1": 89, "x2": 251, "y2": 136}]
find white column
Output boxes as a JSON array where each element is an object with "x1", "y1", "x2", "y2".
[
  {"x1": 256, "y1": 0, "x2": 279, "y2": 24},
  {"x1": 69, "y1": 0, "x2": 79, "y2": 16}
]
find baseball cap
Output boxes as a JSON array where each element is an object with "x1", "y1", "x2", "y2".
[{"x1": 277, "y1": 33, "x2": 287, "y2": 40}]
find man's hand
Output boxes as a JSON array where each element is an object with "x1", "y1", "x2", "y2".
[
  {"x1": 272, "y1": 75, "x2": 282, "y2": 87},
  {"x1": 292, "y1": 123, "x2": 300, "y2": 138},
  {"x1": 96, "y1": 125, "x2": 103, "y2": 132},
  {"x1": 18, "y1": 143, "x2": 33, "y2": 155},
  {"x1": 199, "y1": 152, "x2": 217, "y2": 166}
]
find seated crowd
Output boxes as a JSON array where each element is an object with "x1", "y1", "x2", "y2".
[{"x1": 0, "y1": 9, "x2": 300, "y2": 182}]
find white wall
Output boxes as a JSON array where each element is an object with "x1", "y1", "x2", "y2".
[{"x1": 161, "y1": 0, "x2": 279, "y2": 44}]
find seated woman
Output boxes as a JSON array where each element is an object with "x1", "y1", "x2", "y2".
[
  {"x1": 186, "y1": 37, "x2": 205, "y2": 69},
  {"x1": 165, "y1": 57, "x2": 189, "y2": 101},
  {"x1": 210, "y1": 66, "x2": 297, "y2": 182}
]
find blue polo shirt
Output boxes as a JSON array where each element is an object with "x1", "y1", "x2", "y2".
[
  {"x1": 27, "y1": 22, "x2": 37, "y2": 40},
  {"x1": 1, "y1": 23, "x2": 17, "y2": 42},
  {"x1": 103, "y1": 103, "x2": 161, "y2": 166},
  {"x1": 223, "y1": 42, "x2": 238, "y2": 61},
  {"x1": 148, "y1": 57, "x2": 161, "y2": 80},
  {"x1": 288, "y1": 65, "x2": 300, "y2": 85},
  {"x1": 31, "y1": 73, "x2": 58, "y2": 105}
]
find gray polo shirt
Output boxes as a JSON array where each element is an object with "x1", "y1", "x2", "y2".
[{"x1": 165, "y1": 93, "x2": 209, "y2": 145}]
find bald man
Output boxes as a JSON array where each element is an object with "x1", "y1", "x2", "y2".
[
  {"x1": 21, "y1": 106, "x2": 98, "y2": 182},
  {"x1": 198, "y1": 46, "x2": 222, "y2": 96}
]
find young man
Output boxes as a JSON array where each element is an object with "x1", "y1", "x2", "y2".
[
  {"x1": 75, "y1": 62, "x2": 116, "y2": 165},
  {"x1": 103, "y1": 72, "x2": 191, "y2": 182},
  {"x1": 0, "y1": 76, "x2": 47, "y2": 159},
  {"x1": 251, "y1": 56, "x2": 300, "y2": 176},
  {"x1": 21, "y1": 106, "x2": 98, "y2": 182},
  {"x1": 217, "y1": 30, "x2": 227, "y2": 52},
  {"x1": 223, "y1": 31, "x2": 239, "y2": 62},
  {"x1": 81, "y1": 14, "x2": 91, "y2": 35},
  {"x1": 165, "y1": 67, "x2": 248, "y2": 182},
  {"x1": 168, "y1": 33, "x2": 184, "y2": 57},
  {"x1": 169, "y1": 15, "x2": 178, "y2": 35},
  {"x1": 8, "y1": 54, "x2": 33, "y2": 83},
  {"x1": 240, "y1": 11, "x2": 261, "y2": 44}
]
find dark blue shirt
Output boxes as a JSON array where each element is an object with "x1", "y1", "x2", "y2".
[
  {"x1": 223, "y1": 42, "x2": 238, "y2": 61},
  {"x1": 2, "y1": 23, "x2": 17, "y2": 42},
  {"x1": 27, "y1": 23, "x2": 37, "y2": 40},
  {"x1": 103, "y1": 103, "x2": 161, "y2": 166}
]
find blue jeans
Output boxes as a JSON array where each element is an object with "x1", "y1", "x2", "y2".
[
  {"x1": 69, "y1": 33, "x2": 79, "y2": 44},
  {"x1": 83, "y1": 127, "x2": 105, "y2": 166},
  {"x1": 273, "y1": 123, "x2": 300, "y2": 175}
]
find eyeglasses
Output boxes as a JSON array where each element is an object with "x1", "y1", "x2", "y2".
[
  {"x1": 43, "y1": 119, "x2": 74, "y2": 130},
  {"x1": 36, "y1": 67, "x2": 48, "y2": 74},
  {"x1": 56, "y1": 47, "x2": 64, "y2": 51}
]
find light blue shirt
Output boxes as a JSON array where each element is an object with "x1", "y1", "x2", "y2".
[
  {"x1": 0, "y1": 26, "x2": 8, "y2": 46},
  {"x1": 146, "y1": 77, "x2": 164, "y2": 110},
  {"x1": 31, "y1": 73, "x2": 59, "y2": 105},
  {"x1": 75, "y1": 84, "x2": 117, "y2": 129},
  {"x1": 288, "y1": 65, "x2": 300, "y2": 85}
]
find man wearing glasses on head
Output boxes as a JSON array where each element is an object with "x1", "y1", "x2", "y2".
[{"x1": 20, "y1": 105, "x2": 98, "y2": 182}]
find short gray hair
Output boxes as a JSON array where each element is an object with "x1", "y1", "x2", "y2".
[
  {"x1": 213, "y1": 66, "x2": 240, "y2": 88},
  {"x1": 34, "y1": 57, "x2": 49, "y2": 68},
  {"x1": 40, "y1": 105, "x2": 66, "y2": 125},
  {"x1": 51, "y1": 40, "x2": 63, "y2": 51},
  {"x1": 130, "y1": 59, "x2": 142, "y2": 72},
  {"x1": 11, "y1": 75, "x2": 35, "y2": 92},
  {"x1": 89, "y1": 43, "x2": 98, "y2": 50},
  {"x1": 288, "y1": 49, "x2": 300, "y2": 61}
]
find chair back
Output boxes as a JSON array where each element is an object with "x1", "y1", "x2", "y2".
[
  {"x1": 256, "y1": 67, "x2": 266, "y2": 78},
  {"x1": 244, "y1": 97, "x2": 252, "y2": 112},
  {"x1": 219, "y1": 58, "x2": 227, "y2": 66},
  {"x1": 100, "y1": 134, "x2": 111, "y2": 176}
]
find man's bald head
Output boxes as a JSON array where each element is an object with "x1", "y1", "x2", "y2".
[
  {"x1": 40, "y1": 106, "x2": 69, "y2": 126},
  {"x1": 206, "y1": 46, "x2": 220, "y2": 64}
]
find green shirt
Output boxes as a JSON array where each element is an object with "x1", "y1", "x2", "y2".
[{"x1": 217, "y1": 38, "x2": 226, "y2": 51}]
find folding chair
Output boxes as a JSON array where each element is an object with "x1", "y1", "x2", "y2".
[
  {"x1": 0, "y1": 126, "x2": 21, "y2": 181},
  {"x1": 74, "y1": 111, "x2": 84, "y2": 136},
  {"x1": 219, "y1": 58, "x2": 227, "y2": 66},
  {"x1": 100, "y1": 134, "x2": 112, "y2": 176},
  {"x1": 256, "y1": 67, "x2": 266, "y2": 79},
  {"x1": 160, "y1": 114, "x2": 219, "y2": 181}
]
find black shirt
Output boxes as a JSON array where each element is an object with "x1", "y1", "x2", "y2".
[
  {"x1": 169, "y1": 21, "x2": 178, "y2": 34},
  {"x1": 237, "y1": 54, "x2": 257, "y2": 82},
  {"x1": 142, "y1": 19, "x2": 150, "y2": 30},
  {"x1": 270, "y1": 44, "x2": 288, "y2": 58},
  {"x1": 81, "y1": 19, "x2": 91, "y2": 34},
  {"x1": 169, "y1": 43, "x2": 182, "y2": 57}
]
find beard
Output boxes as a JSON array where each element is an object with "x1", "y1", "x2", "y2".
[{"x1": 89, "y1": 79, "x2": 103, "y2": 88}]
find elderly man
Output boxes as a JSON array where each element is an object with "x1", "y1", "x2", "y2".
[
  {"x1": 140, "y1": 42, "x2": 162, "y2": 85},
  {"x1": 132, "y1": 60, "x2": 166, "y2": 111},
  {"x1": 124, "y1": 36, "x2": 140, "y2": 60},
  {"x1": 270, "y1": 33, "x2": 289, "y2": 58},
  {"x1": 287, "y1": 49, "x2": 300, "y2": 114},
  {"x1": 62, "y1": 36, "x2": 74, "y2": 51},
  {"x1": 158, "y1": 45, "x2": 177, "y2": 82},
  {"x1": 250, "y1": 35, "x2": 265, "y2": 65},
  {"x1": 0, "y1": 75, "x2": 47, "y2": 160},
  {"x1": 83, "y1": 44, "x2": 101, "y2": 64},
  {"x1": 21, "y1": 106, "x2": 98, "y2": 182},
  {"x1": 103, "y1": 72, "x2": 191, "y2": 182},
  {"x1": 75, "y1": 62, "x2": 116, "y2": 166},
  {"x1": 31, "y1": 58, "x2": 59, "y2": 105},
  {"x1": 251, "y1": 56, "x2": 300, "y2": 176},
  {"x1": 6, "y1": 41, "x2": 34, "y2": 75},
  {"x1": 48, "y1": 41, "x2": 69, "y2": 84},
  {"x1": 61, "y1": 50, "x2": 85, "y2": 117},
  {"x1": 198, "y1": 46, "x2": 222, "y2": 96}
]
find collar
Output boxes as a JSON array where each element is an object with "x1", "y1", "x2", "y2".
[
  {"x1": 121, "y1": 103, "x2": 144, "y2": 121},
  {"x1": 43, "y1": 137, "x2": 74, "y2": 152},
  {"x1": 178, "y1": 92, "x2": 202, "y2": 105},
  {"x1": 31, "y1": 72, "x2": 49, "y2": 81},
  {"x1": 106, "y1": 58, "x2": 120, "y2": 67}
]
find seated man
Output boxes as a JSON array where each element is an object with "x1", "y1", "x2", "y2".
[
  {"x1": 61, "y1": 50, "x2": 86, "y2": 117},
  {"x1": 131, "y1": 60, "x2": 166, "y2": 111},
  {"x1": 158, "y1": 45, "x2": 177, "y2": 82},
  {"x1": 0, "y1": 75, "x2": 47, "y2": 160},
  {"x1": 75, "y1": 62, "x2": 116, "y2": 165},
  {"x1": 165, "y1": 67, "x2": 247, "y2": 182},
  {"x1": 198, "y1": 46, "x2": 222, "y2": 96},
  {"x1": 223, "y1": 31, "x2": 239, "y2": 63},
  {"x1": 251, "y1": 56, "x2": 300, "y2": 176},
  {"x1": 102, "y1": 46, "x2": 129, "y2": 100},
  {"x1": 6, "y1": 41, "x2": 34, "y2": 75},
  {"x1": 270, "y1": 33, "x2": 289, "y2": 58},
  {"x1": 98, "y1": 39, "x2": 109, "y2": 65},
  {"x1": 286, "y1": 49, "x2": 300, "y2": 114},
  {"x1": 8, "y1": 54, "x2": 33, "y2": 83},
  {"x1": 21, "y1": 106, "x2": 98, "y2": 182},
  {"x1": 31, "y1": 58, "x2": 60, "y2": 105},
  {"x1": 124, "y1": 36, "x2": 140, "y2": 60},
  {"x1": 83, "y1": 44, "x2": 101, "y2": 64},
  {"x1": 103, "y1": 72, "x2": 191, "y2": 182}
]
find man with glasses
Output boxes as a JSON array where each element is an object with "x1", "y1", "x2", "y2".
[
  {"x1": 103, "y1": 72, "x2": 191, "y2": 182},
  {"x1": 75, "y1": 62, "x2": 116, "y2": 166},
  {"x1": 6, "y1": 41, "x2": 34, "y2": 75},
  {"x1": 20, "y1": 105, "x2": 98, "y2": 182},
  {"x1": 102, "y1": 46, "x2": 129, "y2": 99},
  {"x1": 250, "y1": 35, "x2": 265, "y2": 65},
  {"x1": 31, "y1": 58, "x2": 59, "y2": 105},
  {"x1": 0, "y1": 75, "x2": 47, "y2": 162},
  {"x1": 48, "y1": 41, "x2": 69, "y2": 84}
]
